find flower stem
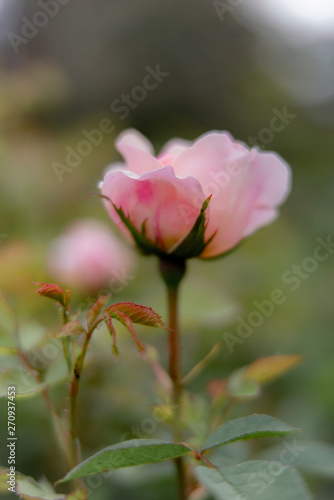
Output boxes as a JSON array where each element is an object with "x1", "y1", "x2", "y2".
[
  {"x1": 62, "y1": 307, "x2": 72, "y2": 374},
  {"x1": 69, "y1": 333, "x2": 89, "y2": 466},
  {"x1": 167, "y1": 285, "x2": 183, "y2": 439},
  {"x1": 69, "y1": 319, "x2": 102, "y2": 475},
  {"x1": 159, "y1": 258, "x2": 187, "y2": 500}
]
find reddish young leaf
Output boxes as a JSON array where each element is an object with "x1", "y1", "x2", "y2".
[
  {"x1": 244, "y1": 354, "x2": 304, "y2": 384},
  {"x1": 207, "y1": 355, "x2": 304, "y2": 402},
  {"x1": 108, "y1": 309, "x2": 147, "y2": 357},
  {"x1": 34, "y1": 282, "x2": 71, "y2": 309},
  {"x1": 106, "y1": 302, "x2": 164, "y2": 328},
  {"x1": 55, "y1": 321, "x2": 86, "y2": 338},
  {"x1": 104, "y1": 315, "x2": 120, "y2": 358},
  {"x1": 103, "y1": 302, "x2": 164, "y2": 359},
  {"x1": 87, "y1": 295, "x2": 110, "y2": 330}
]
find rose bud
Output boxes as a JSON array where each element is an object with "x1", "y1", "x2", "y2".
[{"x1": 47, "y1": 219, "x2": 135, "y2": 293}]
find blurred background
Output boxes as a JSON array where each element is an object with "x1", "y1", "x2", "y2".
[{"x1": 0, "y1": 0, "x2": 333, "y2": 499}]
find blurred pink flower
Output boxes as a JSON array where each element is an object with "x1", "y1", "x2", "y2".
[
  {"x1": 48, "y1": 219, "x2": 135, "y2": 292},
  {"x1": 100, "y1": 129, "x2": 291, "y2": 259}
]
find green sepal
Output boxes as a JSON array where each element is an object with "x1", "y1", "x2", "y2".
[
  {"x1": 170, "y1": 196, "x2": 214, "y2": 259},
  {"x1": 113, "y1": 196, "x2": 213, "y2": 260},
  {"x1": 112, "y1": 203, "x2": 165, "y2": 257}
]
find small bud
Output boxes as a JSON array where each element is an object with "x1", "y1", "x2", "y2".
[{"x1": 33, "y1": 282, "x2": 71, "y2": 309}]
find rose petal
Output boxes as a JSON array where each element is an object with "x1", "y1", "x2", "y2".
[
  {"x1": 243, "y1": 208, "x2": 279, "y2": 238},
  {"x1": 98, "y1": 162, "x2": 127, "y2": 189},
  {"x1": 158, "y1": 138, "x2": 192, "y2": 166},
  {"x1": 173, "y1": 131, "x2": 249, "y2": 187},
  {"x1": 172, "y1": 132, "x2": 252, "y2": 256},
  {"x1": 116, "y1": 128, "x2": 154, "y2": 155},
  {"x1": 241, "y1": 151, "x2": 291, "y2": 238},
  {"x1": 101, "y1": 165, "x2": 206, "y2": 252},
  {"x1": 116, "y1": 129, "x2": 160, "y2": 174},
  {"x1": 200, "y1": 149, "x2": 291, "y2": 257},
  {"x1": 245, "y1": 150, "x2": 292, "y2": 208}
]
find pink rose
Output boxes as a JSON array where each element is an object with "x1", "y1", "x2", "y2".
[
  {"x1": 47, "y1": 219, "x2": 135, "y2": 292},
  {"x1": 100, "y1": 129, "x2": 291, "y2": 259}
]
